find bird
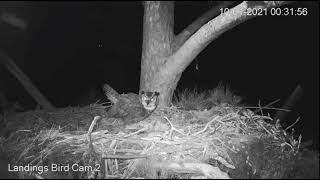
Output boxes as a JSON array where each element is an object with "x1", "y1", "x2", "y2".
[{"x1": 102, "y1": 84, "x2": 159, "y2": 126}]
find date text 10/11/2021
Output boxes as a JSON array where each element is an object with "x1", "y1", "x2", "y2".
[{"x1": 220, "y1": 7, "x2": 308, "y2": 16}]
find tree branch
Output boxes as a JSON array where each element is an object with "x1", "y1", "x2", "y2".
[
  {"x1": 0, "y1": 50, "x2": 54, "y2": 110},
  {"x1": 162, "y1": 1, "x2": 288, "y2": 77},
  {"x1": 0, "y1": 12, "x2": 27, "y2": 30},
  {"x1": 172, "y1": 1, "x2": 237, "y2": 52}
]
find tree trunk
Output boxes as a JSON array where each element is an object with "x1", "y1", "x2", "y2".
[
  {"x1": 140, "y1": 1, "x2": 289, "y2": 107},
  {"x1": 139, "y1": 1, "x2": 175, "y2": 107}
]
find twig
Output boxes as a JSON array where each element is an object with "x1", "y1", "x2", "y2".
[
  {"x1": 191, "y1": 116, "x2": 220, "y2": 136},
  {"x1": 124, "y1": 126, "x2": 148, "y2": 138},
  {"x1": 15, "y1": 129, "x2": 32, "y2": 133},
  {"x1": 245, "y1": 106, "x2": 291, "y2": 112},
  {"x1": 163, "y1": 116, "x2": 186, "y2": 139},
  {"x1": 285, "y1": 116, "x2": 300, "y2": 131},
  {"x1": 88, "y1": 116, "x2": 101, "y2": 135},
  {"x1": 235, "y1": 116, "x2": 248, "y2": 128},
  {"x1": 115, "y1": 158, "x2": 119, "y2": 173},
  {"x1": 281, "y1": 142, "x2": 294, "y2": 151},
  {"x1": 264, "y1": 98, "x2": 281, "y2": 107},
  {"x1": 104, "y1": 159, "x2": 109, "y2": 177},
  {"x1": 87, "y1": 116, "x2": 101, "y2": 144},
  {"x1": 252, "y1": 99, "x2": 281, "y2": 113},
  {"x1": 258, "y1": 100, "x2": 263, "y2": 115},
  {"x1": 296, "y1": 135, "x2": 302, "y2": 153}
]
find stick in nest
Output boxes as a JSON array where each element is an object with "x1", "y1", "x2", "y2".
[
  {"x1": 85, "y1": 115, "x2": 102, "y2": 160},
  {"x1": 163, "y1": 116, "x2": 186, "y2": 139},
  {"x1": 285, "y1": 116, "x2": 300, "y2": 131},
  {"x1": 123, "y1": 126, "x2": 149, "y2": 138},
  {"x1": 87, "y1": 116, "x2": 101, "y2": 145},
  {"x1": 191, "y1": 115, "x2": 220, "y2": 136},
  {"x1": 83, "y1": 116, "x2": 102, "y2": 178}
]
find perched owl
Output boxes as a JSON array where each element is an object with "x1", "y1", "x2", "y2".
[
  {"x1": 140, "y1": 91, "x2": 160, "y2": 113},
  {"x1": 102, "y1": 84, "x2": 159, "y2": 125}
]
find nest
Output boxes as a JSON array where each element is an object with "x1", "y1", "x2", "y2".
[{"x1": 1, "y1": 103, "x2": 313, "y2": 179}]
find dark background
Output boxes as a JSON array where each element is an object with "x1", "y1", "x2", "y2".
[{"x1": 0, "y1": 2, "x2": 318, "y2": 149}]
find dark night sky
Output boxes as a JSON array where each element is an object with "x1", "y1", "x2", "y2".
[{"x1": 0, "y1": 2, "x2": 319, "y2": 149}]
